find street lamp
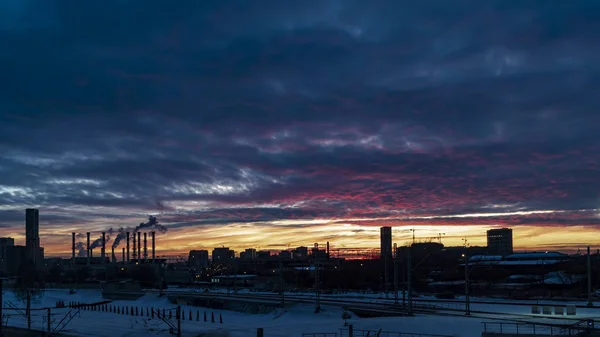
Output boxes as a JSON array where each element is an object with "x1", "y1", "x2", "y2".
[
  {"x1": 462, "y1": 238, "x2": 471, "y2": 316},
  {"x1": 438, "y1": 233, "x2": 446, "y2": 244},
  {"x1": 462, "y1": 253, "x2": 471, "y2": 316}
]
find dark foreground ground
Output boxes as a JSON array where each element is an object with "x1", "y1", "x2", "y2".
[{"x1": 2, "y1": 326, "x2": 75, "y2": 337}]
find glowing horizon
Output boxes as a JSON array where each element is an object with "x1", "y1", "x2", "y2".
[{"x1": 1, "y1": 209, "x2": 598, "y2": 258}]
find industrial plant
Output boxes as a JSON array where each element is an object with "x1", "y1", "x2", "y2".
[{"x1": 0, "y1": 209, "x2": 598, "y2": 305}]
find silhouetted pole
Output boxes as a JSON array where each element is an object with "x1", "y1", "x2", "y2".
[
  {"x1": 101, "y1": 231, "x2": 106, "y2": 262},
  {"x1": 588, "y1": 246, "x2": 593, "y2": 307},
  {"x1": 407, "y1": 246, "x2": 412, "y2": 316},
  {"x1": 177, "y1": 306, "x2": 182, "y2": 337},
  {"x1": 86, "y1": 232, "x2": 91, "y2": 266},
  {"x1": 151, "y1": 231, "x2": 156, "y2": 264},
  {"x1": 26, "y1": 290, "x2": 31, "y2": 330},
  {"x1": 0, "y1": 278, "x2": 3, "y2": 332},
  {"x1": 71, "y1": 233, "x2": 76, "y2": 261},
  {"x1": 315, "y1": 261, "x2": 321, "y2": 313},
  {"x1": 132, "y1": 233, "x2": 136, "y2": 262},
  {"x1": 393, "y1": 243, "x2": 398, "y2": 304},
  {"x1": 402, "y1": 248, "x2": 406, "y2": 309},
  {"x1": 126, "y1": 232, "x2": 130, "y2": 262},
  {"x1": 279, "y1": 258, "x2": 285, "y2": 307},
  {"x1": 137, "y1": 232, "x2": 141, "y2": 264},
  {"x1": 464, "y1": 252, "x2": 471, "y2": 315}
]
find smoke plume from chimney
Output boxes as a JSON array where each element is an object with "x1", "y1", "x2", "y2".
[{"x1": 75, "y1": 242, "x2": 86, "y2": 257}]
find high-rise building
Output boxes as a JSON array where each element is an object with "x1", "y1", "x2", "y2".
[
  {"x1": 240, "y1": 248, "x2": 257, "y2": 260},
  {"x1": 0, "y1": 237, "x2": 15, "y2": 274},
  {"x1": 487, "y1": 228, "x2": 513, "y2": 255},
  {"x1": 6, "y1": 245, "x2": 27, "y2": 276},
  {"x1": 292, "y1": 246, "x2": 308, "y2": 259},
  {"x1": 25, "y1": 208, "x2": 40, "y2": 267},
  {"x1": 211, "y1": 247, "x2": 235, "y2": 263},
  {"x1": 380, "y1": 226, "x2": 392, "y2": 260},
  {"x1": 188, "y1": 250, "x2": 209, "y2": 269}
]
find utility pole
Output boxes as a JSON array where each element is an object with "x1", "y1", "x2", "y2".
[
  {"x1": 47, "y1": 308, "x2": 51, "y2": 334},
  {"x1": 176, "y1": 306, "x2": 182, "y2": 337},
  {"x1": 279, "y1": 258, "x2": 285, "y2": 308},
  {"x1": 26, "y1": 290, "x2": 31, "y2": 330},
  {"x1": 407, "y1": 246, "x2": 413, "y2": 316},
  {"x1": 464, "y1": 251, "x2": 471, "y2": 316},
  {"x1": 402, "y1": 249, "x2": 406, "y2": 309},
  {"x1": 314, "y1": 261, "x2": 321, "y2": 313},
  {"x1": 393, "y1": 243, "x2": 398, "y2": 305},
  {"x1": 0, "y1": 278, "x2": 3, "y2": 334},
  {"x1": 588, "y1": 246, "x2": 593, "y2": 307}
]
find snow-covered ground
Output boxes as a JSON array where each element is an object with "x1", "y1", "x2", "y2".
[{"x1": 2, "y1": 288, "x2": 599, "y2": 337}]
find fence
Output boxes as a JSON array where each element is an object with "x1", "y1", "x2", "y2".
[
  {"x1": 302, "y1": 333, "x2": 338, "y2": 337},
  {"x1": 2, "y1": 300, "x2": 229, "y2": 337},
  {"x1": 338, "y1": 327, "x2": 453, "y2": 337},
  {"x1": 481, "y1": 321, "x2": 596, "y2": 336}
]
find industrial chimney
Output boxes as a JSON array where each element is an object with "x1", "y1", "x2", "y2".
[
  {"x1": 111, "y1": 246, "x2": 115, "y2": 263},
  {"x1": 86, "y1": 232, "x2": 91, "y2": 265},
  {"x1": 71, "y1": 232, "x2": 76, "y2": 261},
  {"x1": 101, "y1": 231, "x2": 106, "y2": 262},
  {"x1": 143, "y1": 232, "x2": 148, "y2": 262},
  {"x1": 122, "y1": 247, "x2": 125, "y2": 263},
  {"x1": 137, "y1": 232, "x2": 141, "y2": 263},
  {"x1": 326, "y1": 241, "x2": 330, "y2": 259},
  {"x1": 132, "y1": 233, "x2": 137, "y2": 262},
  {"x1": 151, "y1": 231, "x2": 156, "y2": 264},
  {"x1": 126, "y1": 232, "x2": 130, "y2": 262}
]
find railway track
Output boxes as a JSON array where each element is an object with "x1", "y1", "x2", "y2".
[{"x1": 164, "y1": 291, "x2": 600, "y2": 322}]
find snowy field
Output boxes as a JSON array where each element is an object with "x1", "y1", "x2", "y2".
[{"x1": 1, "y1": 289, "x2": 599, "y2": 337}]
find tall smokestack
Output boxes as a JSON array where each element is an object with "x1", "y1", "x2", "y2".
[
  {"x1": 143, "y1": 232, "x2": 148, "y2": 262},
  {"x1": 132, "y1": 233, "x2": 137, "y2": 262},
  {"x1": 71, "y1": 233, "x2": 76, "y2": 260},
  {"x1": 122, "y1": 247, "x2": 125, "y2": 262},
  {"x1": 126, "y1": 232, "x2": 130, "y2": 262},
  {"x1": 101, "y1": 231, "x2": 106, "y2": 262},
  {"x1": 111, "y1": 246, "x2": 115, "y2": 263},
  {"x1": 86, "y1": 232, "x2": 91, "y2": 265},
  {"x1": 151, "y1": 231, "x2": 156, "y2": 264},
  {"x1": 326, "y1": 241, "x2": 330, "y2": 259},
  {"x1": 137, "y1": 232, "x2": 141, "y2": 263}
]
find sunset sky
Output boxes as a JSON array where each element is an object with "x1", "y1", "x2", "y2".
[{"x1": 1, "y1": 1, "x2": 600, "y2": 258}]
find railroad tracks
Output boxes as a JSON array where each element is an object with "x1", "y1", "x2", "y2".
[{"x1": 165, "y1": 291, "x2": 600, "y2": 323}]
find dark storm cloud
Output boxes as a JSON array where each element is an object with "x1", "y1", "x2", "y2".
[{"x1": 1, "y1": 0, "x2": 600, "y2": 230}]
